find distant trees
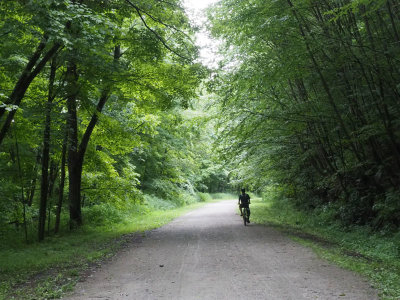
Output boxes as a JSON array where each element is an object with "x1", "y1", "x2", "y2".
[{"x1": 209, "y1": 0, "x2": 400, "y2": 228}]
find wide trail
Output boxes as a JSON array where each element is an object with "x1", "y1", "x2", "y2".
[{"x1": 67, "y1": 200, "x2": 378, "y2": 299}]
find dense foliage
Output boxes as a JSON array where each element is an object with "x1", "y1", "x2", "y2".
[
  {"x1": 0, "y1": 0, "x2": 228, "y2": 242},
  {"x1": 209, "y1": 0, "x2": 400, "y2": 229}
]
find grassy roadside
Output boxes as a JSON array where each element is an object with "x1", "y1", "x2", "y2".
[
  {"x1": 251, "y1": 197, "x2": 400, "y2": 300},
  {"x1": 0, "y1": 195, "x2": 233, "y2": 300}
]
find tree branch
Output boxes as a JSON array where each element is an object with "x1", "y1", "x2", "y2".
[{"x1": 125, "y1": 0, "x2": 192, "y2": 61}]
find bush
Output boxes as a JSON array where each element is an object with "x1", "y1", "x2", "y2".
[
  {"x1": 179, "y1": 192, "x2": 198, "y2": 205},
  {"x1": 83, "y1": 203, "x2": 125, "y2": 226},
  {"x1": 143, "y1": 194, "x2": 178, "y2": 211},
  {"x1": 210, "y1": 193, "x2": 235, "y2": 199},
  {"x1": 143, "y1": 191, "x2": 205, "y2": 211},
  {"x1": 148, "y1": 179, "x2": 180, "y2": 200},
  {"x1": 196, "y1": 192, "x2": 212, "y2": 202}
]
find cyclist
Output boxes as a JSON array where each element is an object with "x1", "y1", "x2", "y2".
[{"x1": 238, "y1": 188, "x2": 251, "y2": 221}]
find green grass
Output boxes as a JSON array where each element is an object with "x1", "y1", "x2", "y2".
[
  {"x1": 0, "y1": 198, "x2": 222, "y2": 300},
  {"x1": 210, "y1": 192, "x2": 236, "y2": 200},
  {"x1": 251, "y1": 196, "x2": 400, "y2": 300}
]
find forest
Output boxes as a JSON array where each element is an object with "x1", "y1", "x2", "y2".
[
  {"x1": 0, "y1": 0, "x2": 229, "y2": 243},
  {"x1": 209, "y1": 0, "x2": 400, "y2": 229},
  {"x1": 1, "y1": 0, "x2": 400, "y2": 298}
]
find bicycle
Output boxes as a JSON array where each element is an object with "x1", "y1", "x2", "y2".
[{"x1": 242, "y1": 206, "x2": 250, "y2": 226}]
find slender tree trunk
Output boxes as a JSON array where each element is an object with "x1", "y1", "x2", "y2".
[
  {"x1": 0, "y1": 42, "x2": 60, "y2": 148},
  {"x1": 27, "y1": 150, "x2": 41, "y2": 206},
  {"x1": 361, "y1": 5, "x2": 400, "y2": 165},
  {"x1": 287, "y1": 0, "x2": 364, "y2": 163},
  {"x1": 55, "y1": 128, "x2": 67, "y2": 234},
  {"x1": 47, "y1": 160, "x2": 58, "y2": 234},
  {"x1": 0, "y1": 37, "x2": 47, "y2": 120},
  {"x1": 387, "y1": 0, "x2": 400, "y2": 42},
  {"x1": 15, "y1": 133, "x2": 28, "y2": 242},
  {"x1": 38, "y1": 56, "x2": 57, "y2": 241}
]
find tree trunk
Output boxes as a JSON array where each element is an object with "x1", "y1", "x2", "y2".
[
  {"x1": 0, "y1": 37, "x2": 47, "y2": 120},
  {"x1": 55, "y1": 128, "x2": 67, "y2": 234},
  {"x1": 287, "y1": 0, "x2": 364, "y2": 164},
  {"x1": 38, "y1": 56, "x2": 57, "y2": 241},
  {"x1": 27, "y1": 150, "x2": 41, "y2": 206},
  {"x1": 0, "y1": 42, "x2": 60, "y2": 148},
  {"x1": 68, "y1": 154, "x2": 83, "y2": 228},
  {"x1": 47, "y1": 160, "x2": 58, "y2": 234},
  {"x1": 67, "y1": 46, "x2": 119, "y2": 228},
  {"x1": 14, "y1": 128, "x2": 28, "y2": 243},
  {"x1": 66, "y1": 59, "x2": 82, "y2": 228}
]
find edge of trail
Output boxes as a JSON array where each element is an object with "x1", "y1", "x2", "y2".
[{"x1": 65, "y1": 199, "x2": 378, "y2": 300}]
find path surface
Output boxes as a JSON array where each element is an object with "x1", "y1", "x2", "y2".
[{"x1": 66, "y1": 200, "x2": 378, "y2": 300}]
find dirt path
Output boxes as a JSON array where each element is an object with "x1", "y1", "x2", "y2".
[{"x1": 66, "y1": 200, "x2": 378, "y2": 300}]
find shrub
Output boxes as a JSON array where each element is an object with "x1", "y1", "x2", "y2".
[
  {"x1": 82, "y1": 203, "x2": 124, "y2": 226},
  {"x1": 210, "y1": 193, "x2": 235, "y2": 199},
  {"x1": 179, "y1": 192, "x2": 198, "y2": 205},
  {"x1": 143, "y1": 194, "x2": 178, "y2": 211},
  {"x1": 196, "y1": 192, "x2": 212, "y2": 202}
]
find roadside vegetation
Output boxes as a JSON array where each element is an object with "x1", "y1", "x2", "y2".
[
  {"x1": 0, "y1": 0, "x2": 231, "y2": 243},
  {"x1": 209, "y1": 0, "x2": 400, "y2": 231},
  {"x1": 0, "y1": 193, "x2": 234, "y2": 299},
  {"x1": 209, "y1": 1, "x2": 400, "y2": 298},
  {"x1": 251, "y1": 189, "x2": 400, "y2": 300}
]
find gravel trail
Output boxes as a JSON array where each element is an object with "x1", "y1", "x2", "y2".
[{"x1": 66, "y1": 200, "x2": 378, "y2": 300}]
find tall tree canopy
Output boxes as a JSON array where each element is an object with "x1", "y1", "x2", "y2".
[
  {"x1": 0, "y1": 0, "x2": 228, "y2": 241},
  {"x1": 209, "y1": 0, "x2": 400, "y2": 228}
]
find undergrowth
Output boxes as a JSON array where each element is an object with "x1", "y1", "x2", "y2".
[
  {"x1": 0, "y1": 192, "x2": 233, "y2": 299},
  {"x1": 251, "y1": 188, "x2": 400, "y2": 300},
  {"x1": 210, "y1": 192, "x2": 236, "y2": 200}
]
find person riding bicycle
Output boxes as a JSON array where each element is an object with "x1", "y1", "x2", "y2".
[{"x1": 238, "y1": 188, "x2": 250, "y2": 220}]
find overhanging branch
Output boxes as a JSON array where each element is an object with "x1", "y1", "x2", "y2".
[{"x1": 125, "y1": 0, "x2": 191, "y2": 62}]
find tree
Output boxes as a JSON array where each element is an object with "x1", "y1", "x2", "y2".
[
  {"x1": 209, "y1": 0, "x2": 400, "y2": 227},
  {"x1": 0, "y1": 0, "x2": 205, "y2": 238}
]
